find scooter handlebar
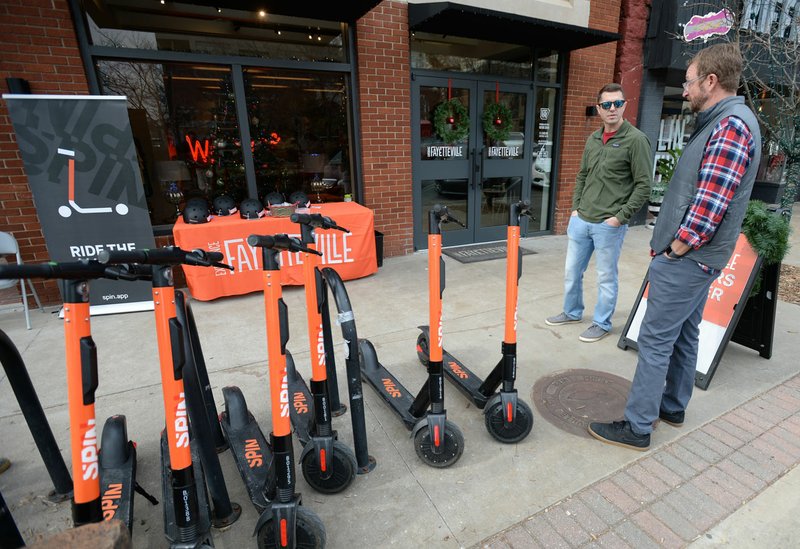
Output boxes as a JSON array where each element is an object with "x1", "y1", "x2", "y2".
[
  {"x1": 247, "y1": 233, "x2": 323, "y2": 255},
  {"x1": 0, "y1": 259, "x2": 140, "y2": 281},
  {"x1": 97, "y1": 246, "x2": 231, "y2": 269},
  {"x1": 289, "y1": 212, "x2": 348, "y2": 232}
]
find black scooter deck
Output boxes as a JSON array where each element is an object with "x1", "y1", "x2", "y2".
[
  {"x1": 285, "y1": 351, "x2": 315, "y2": 443},
  {"x1": 220, "y1": 407, "x2": 273, "y2": 512},
  {"x1": 159, "y1": 432, "x2": 212, "y2": 546},
  {"x1": 99, "y1": 415, "x2": 138, "y2": 531},
  {"x1": 359, "y1": 340, "x2": 419, "y2": 430},
  {"x1": 99, "y1": 441, "x2": 136, "y2": 529},
  {"x1": 418, "y1": 326, "x2": 491, "y2": 408}
]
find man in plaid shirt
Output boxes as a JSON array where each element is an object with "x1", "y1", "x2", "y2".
[{"x1": 589, "y1": 43, "x2": 762, "y2": 451}]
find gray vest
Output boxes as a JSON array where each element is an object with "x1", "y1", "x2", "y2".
[{"x1": 651, "y1": 96, "x2": 761, "y2": 270}]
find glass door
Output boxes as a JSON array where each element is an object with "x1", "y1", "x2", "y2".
[
  {"x1": 476, "y1": 82, "x2": 532, "y2": 242},
  {"x1": 412, "y1": 76, "x2": 534, "y2": 249}
]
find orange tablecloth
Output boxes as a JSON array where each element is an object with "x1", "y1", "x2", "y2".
[{"x1": 173, "y1": 202, "x2": 378, "y2": 301}]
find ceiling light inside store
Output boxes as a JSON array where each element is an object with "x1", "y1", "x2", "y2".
[{"x1": 258, "y1": 10, "x2": 266, "y2": 18}]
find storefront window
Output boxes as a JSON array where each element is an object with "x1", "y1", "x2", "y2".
[
  {"x1": 411, "y1": 32, "x2": 532, "y2": 78},
  {"x1": 243, "y1": 68, "x2": 352, "y2": 203},
  {"x1": 531, "y1": 87, "x2": 556, "y2": 231},
  {"x1": 98, "y1": 61, "x2": 245, "y2": 227},
  {"x1": 535, "y1": 50, "x2": 560, "y2": 83},
  {"x1": 85, "y1": 4, "x2": 346, "y2": 63}
]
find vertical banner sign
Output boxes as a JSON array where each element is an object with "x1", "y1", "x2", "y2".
[
  {"x1": 3, "y1": 95, "x2": 155, "y2": 312},
  {"x1": 617, "y1": 234, "x2": 762, "y2": 389}
]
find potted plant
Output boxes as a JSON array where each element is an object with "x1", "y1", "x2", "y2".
[{"x1": 648, "y1": 148, "x2": 681, "y2": 227}]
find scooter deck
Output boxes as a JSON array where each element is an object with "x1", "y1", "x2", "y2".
[
  {"x1": 359, "y1": 340, "x2": 419, "y2": 430},
  {"x1": 418, "y1": 326, "x2": 492, "y2": 408},
  {"x1": 159, "y1": 431, "x2": 212, "y2": 546},
  {"x1": 220, "y1": 409, "x2": 273, "y2": 513},
  {"x1": 99, "y1": 441, "x2": 137, "y2": 529}
]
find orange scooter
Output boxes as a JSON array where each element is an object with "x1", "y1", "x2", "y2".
[
  {"x1": 359, "y1": 205, "x2": 465, "y2": 467},
  {"x1": 286, "y1": 212, "x2": 356, "y2": 493},
  {"x1": 98, "y1": 247, "x2": 237, "y2": 547},
  {"x1": 417, "y1": 201, "x2": 535, "y2": 443},
  {"x1": 0, "y1": 260, "x2": 157, "y2": 531},
  {"x1": 247, "y1": 233, "x2": 326, "y2": 548}
]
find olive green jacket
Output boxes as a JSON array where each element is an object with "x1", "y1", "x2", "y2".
[{"x1": 572, "y1": 120, "x2": 652, "y2": 224}]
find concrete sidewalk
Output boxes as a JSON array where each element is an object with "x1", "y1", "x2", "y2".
[{"x1": 1, "y1": 213, "x2": 798, "y2": 548}]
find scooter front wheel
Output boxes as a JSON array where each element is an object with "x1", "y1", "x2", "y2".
[
  {"x1": 301, "y1": 440, "x2": 357, "y2": 494},
  {"x1": 414, "y1": 420, "x2": 464, "y2": 468},
  {"x1": 484, "y1": 399, "x2": 534, "y2": 443},
  {"x1": 415, "y1": 332, "x2": 430, "y2": 367},
  {"x1": 256, "y1": 506, "x2": 326, "y2": 549}
]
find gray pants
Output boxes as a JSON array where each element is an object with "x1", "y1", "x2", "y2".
[{"x1": 624, "y1": 254, "x2": 717, "y2": 434}]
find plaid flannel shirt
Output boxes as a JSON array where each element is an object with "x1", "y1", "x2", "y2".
[{"x1": 675, "y1": 116, "x2": 755, "y2": 273}]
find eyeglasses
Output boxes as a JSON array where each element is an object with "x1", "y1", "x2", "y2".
[
  {"x1": 598, "y1": 99, "x2": 626, "y2": 110},
  {"x1": 682, "y1": 74, "x2": 707, "y2": 90}
]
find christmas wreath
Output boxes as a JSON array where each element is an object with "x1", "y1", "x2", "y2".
[
  {"x1": 433, "y1": 99, "x2": 469, "y2": 144},
  {"x1": 482, "y1": 102, "x2": 513, "y2": 143}
]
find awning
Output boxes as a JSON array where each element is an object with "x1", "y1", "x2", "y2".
[
  {"x1": 409, "y1": 2, "x2": 619, "y2": 51},
  {"x1": 186, "y1": 1, "x2": 382, "y2": 23}
]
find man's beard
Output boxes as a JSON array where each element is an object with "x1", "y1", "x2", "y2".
[{"x1": 690, "y1": 90, "x2": 709, "y2": 113}]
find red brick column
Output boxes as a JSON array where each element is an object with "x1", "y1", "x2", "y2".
[
  {"x1": 1, "y1": 0, "x2": 88, "y2": 305},
  {"x1": 355, "y1": 0, "x2": 413, "y2": 257},
  {"x1": 553, "y1": 0, "x2": 624, "y2": 235},
  {"x1": 615, "y1": 0, "x2": 652, "y2": 126}
]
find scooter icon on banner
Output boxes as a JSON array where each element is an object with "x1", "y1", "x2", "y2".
[{"x1": 57, "y1": 148, "x2": 129, "y2": 217}]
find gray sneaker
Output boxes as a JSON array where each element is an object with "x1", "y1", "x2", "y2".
[
  {"x1": 579, "y1": 324, "x2": 608, "y2": 342},
  {"x1": 545, "y1": 312, "x2": 581, "y2": 326}
]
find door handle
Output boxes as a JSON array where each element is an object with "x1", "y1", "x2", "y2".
[{"x1": 473, "y1": 148, "x2": 481, "y2": 174}]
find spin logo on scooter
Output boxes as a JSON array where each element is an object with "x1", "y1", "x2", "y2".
[
  {"x1": 174, "y1": 393, "x2": 190, "y2": 448},
  {"x1": 447, "y1": 361, "x2": 469, "y2": 380},
  {"x1": 316, "y1": 324, "x2": 326, "y2": 367},
  {"x1": 102, "y1": 483, "x2": 123, "y2": 520},
  {"x1": 436, "y1": 314, "x2": 443, "y2": 350},
  {"x1": 244, "y1": 439, "x2": 264, "y2": 468},
  {"x1": 57, "y1": 149, "x2": 129, "y2": 218},
  {"x1": 381, "y1": 378, "x2": 402, "y2": 398},
  {"x1": 293, "y1": 391, "x2": 309, "y2": 414},
  {"x1": 280, "y1": 368, "x2": 290, "y2": 418},
  {"x1": 81, "y1": 418, "x2": 99, "y2": 481}
]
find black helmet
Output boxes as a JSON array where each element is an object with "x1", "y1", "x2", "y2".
[
  {"x1": 239, "y1": 198, "x2": 266, "y2": 219},
  {"x1": 185, "y1": 197, "x2": 208, "y2": 210},
  {"x1": 182, "y1": 202, "x2": 210, "y2": 224},
  {"x1": 212, "y1": 194, "x2": 237, "y2": 216},
  {"x1": 264, "y1": 191, "x2": 285, "y2": 206},
  {"x1": 289, "y1": 190, "x2": 309, "y2": 207}
]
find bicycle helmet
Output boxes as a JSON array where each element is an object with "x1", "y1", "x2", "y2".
[
  {"x1": 185, "y1": 197, "x2": 208, "y2": 210},
  {"x1": 182, "y1": 202, "x2": 211, "y2": 224},
  {"x1": 239, "y1": 198, "x2": 266, "y2": 219},
  {"x1": 289, "y1": 190, "x2": 310, "y2": 207},
  {"x1": 212, "y1": 194, "x2": 237, "y2": 216},
  {"x1": 264, "y1": 191, "x2": 285, "y2": 206}
]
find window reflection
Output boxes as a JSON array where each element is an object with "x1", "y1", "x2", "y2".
[
  {"x1": 99, "y1": 61, "x2": 244, "y2": 226},
  {"x1": 98, "y1": 60, "x2": 352, "y2": 227},
  {"x1": 244, "y1": 68, "x2": 351, "y2": 204}
]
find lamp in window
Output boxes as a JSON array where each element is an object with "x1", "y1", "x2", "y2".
[
  {"x1": 302, "y1": 153, "x2": 328, "y2": 202},
  {"x1": 157, "y1": 160, "x2": 191, "y2": 220}
]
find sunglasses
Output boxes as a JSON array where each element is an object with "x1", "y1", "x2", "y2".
[{"x1": 598, "y1": 99, "x2": 627, "y2": 110}]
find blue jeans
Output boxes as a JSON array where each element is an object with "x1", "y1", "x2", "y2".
[
  {"x1": 562, "y1": 215, "x2": 627, "y2": 332},
  {"x1": 624, "y1": 254, "x2": 717, "y2": 434}
]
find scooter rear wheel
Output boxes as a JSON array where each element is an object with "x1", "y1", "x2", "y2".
[
  {"x1": 301, "y1": 440, "x2": 357, "y2": 494},
  {"x1": 484, "y1": 399, "x2": 534, "y2": 443},
  {"x1": 415, "y1": 332, "x2": 430, "y2": 367},
  {"x1": 256, "y1": 506, "x2": 326, "y2": 549},
  {"x1": 414, "y1": 420, "x2": 464, "y2": 468}
]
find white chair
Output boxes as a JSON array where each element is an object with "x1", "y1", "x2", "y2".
[{"x1": 0, "y1": 231, "x2": 43, "y2": 330}]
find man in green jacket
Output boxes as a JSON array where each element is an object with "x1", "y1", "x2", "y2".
[{"x1": 546, "y1": 83, "x2": 652, "y2": 342}]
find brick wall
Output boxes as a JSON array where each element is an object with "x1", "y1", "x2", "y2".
[
  {"x1": 553, "y1": 0, "x2": 624, "y2": 234},
  {"x1": 355, "y1": 0, "x2": 413, "y2": 257},
  {"x1": 1, "y1": 0, "x2": 88, "y2": 306}
]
